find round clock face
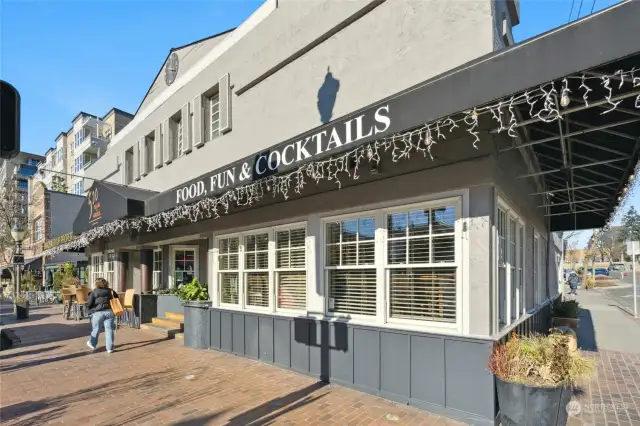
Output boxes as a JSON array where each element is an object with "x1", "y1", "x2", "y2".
[{"x1": 165, "y1": 52, "x2": 179, "y2": 86}]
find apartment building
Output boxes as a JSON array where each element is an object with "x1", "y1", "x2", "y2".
[
  {"x1": 49, "y1": 1, "x2": 640, "y2": 423},
  {"x1": 0, "y1": 151, "x2": 45, "y2": 274},
  {"x1": 38, "y1": 108, "x2": 134, "y2": 195}
]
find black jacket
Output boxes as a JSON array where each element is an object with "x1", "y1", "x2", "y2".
[{"x1": 87, "y1": 288, "x2": 119, "y2": 313}]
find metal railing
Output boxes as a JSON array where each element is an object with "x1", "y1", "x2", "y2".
[{"x1": 25, "y1": 291, "x2": 62, "y2": 305}]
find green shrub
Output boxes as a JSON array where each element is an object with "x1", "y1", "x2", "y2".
[{"x1": 176, "y1": 278, "x2": 209, "y2": 302}]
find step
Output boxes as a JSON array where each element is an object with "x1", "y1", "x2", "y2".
[
  {"x1": 165, "y1": 312, "x2": 184, "y2": 322},
  {"x1": 151, "y1": 317, "x2": 184, "y2": 330},
  {"x1": 140, "y1": 323, "x2": 182, "y2": 339},
  {"x1": 174, "y1": 332, "x2": 184, "y2": 341}
]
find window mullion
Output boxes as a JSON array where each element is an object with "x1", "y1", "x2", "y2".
[
  {"x1": 268, "y1": 231, "x2": 275, "y2": 313},
  {"x1": 375, "y1": 211, "x2": 385, "y2": 325},
  {"x1": 239, "y1": 239, "x2": 245, "y2": 310}
]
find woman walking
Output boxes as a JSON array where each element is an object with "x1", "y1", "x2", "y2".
[{"x1": 86, "y1": 278, "x2": 118, "y2": 353}]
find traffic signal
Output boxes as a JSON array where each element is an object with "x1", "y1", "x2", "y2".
[{"x1": 1, "y1": 80, "x2": 21, "y2": 159}]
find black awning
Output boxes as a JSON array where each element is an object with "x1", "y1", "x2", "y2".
[
  {"x1": 73, "y1": 181, "x2": 157, "y2": 235},
  {"x1": 24, "y1": 256, "x2": 43, "y2": 271},
  {"x1": 145, "y1": 0, "x2": 639, "y2": 228}
]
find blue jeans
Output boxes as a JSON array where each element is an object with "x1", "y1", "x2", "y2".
[{"x1": 90, "y1": 310, "x2": 115, "y2": 351}]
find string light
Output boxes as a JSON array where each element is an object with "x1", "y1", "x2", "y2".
[{"x1": 42, "y1": 67, "x2": 640, "y2": 256}]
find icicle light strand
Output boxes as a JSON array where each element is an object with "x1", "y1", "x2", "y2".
[{"x1": 43, "y1": 68, "x2": 640, "y2": 256}]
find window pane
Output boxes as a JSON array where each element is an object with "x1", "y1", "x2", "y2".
[
  {"x1": 432, "y1": 236, "x2": 454, "y2": 263},
  {"x1": 358, "y1": 242, "x2": 375, "y2": 265},
  {"x1": 327, "y1": 223, "x2": 341, "y2": 244},
  {"x1": 408, "y1": 210, "x2": 430, "y2": 236},
  {"x1": 246, "y1": 272, "x2": 269, "y2": 308},
  {"x1": 326, "y1": 245, "x2": 340, "y2": 266},
  {"x1": 328, "y1": 269, "x2": 376, "y2": 316},
  {"x1": 277, "y1": 271, "x2": 306, "y2": 310},
  {"x1": 256, "y1": 252, "x2": 268, "y2": 269},
  {"x1": 276, "y1": 250, "x2": 289, "y2": 269},
  {"x1": 290, "y1": 248, "x2": 305, "y2": 268},
  {"x1": 342, "y1": 220, "x2": 357, "y2": 242},
  {"x1": 276, "y1": 231, "x2": 289, "y2": 249},
  {"x1": 431, "y1": 207, "x2": 455, "y2": 234},
  {"x1": 389, "y1": 267, "x2": 456, "y2": 322},
  {"x1": 359, "y1": 218, "x2": 375, "y2": 240},
  {"x1": 409, "y1": 238, "x2": 430, "y2": 263},
  {"x1": 229, "y1": 254, "x2": 238, "y2": 270},
  {"x1": 341, "y1": 243, "x2": 357, "y2": 266},
  {"x1": 388, "y1": 240, "x2": 406, "y2": 264},
  {"x1": 388, "y1": 213, "x2": 407, "y2": 239},
  {"x1": 220, "y1": 272, "x2": 239, "y2": 304},
  {"x1": 290, "y1": 228, "x2": 305, "y2": 247}
]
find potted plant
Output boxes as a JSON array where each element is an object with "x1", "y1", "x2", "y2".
[
  {"x1": 488, "y1": 333, "x2": 595, "y2": 425},
  {"x1": 15, "y1": 293, "x2": 29, "y2": 319},
  {"x1": 551, "y1": 298, "x2": 580, "y2": 331},
  {"x1": 178, "y1": 278, "x2": 211, "y2": 350}
]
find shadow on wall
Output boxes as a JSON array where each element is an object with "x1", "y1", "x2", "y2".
[
  {"x1": 317, "y1": 67, "x2": 340, "y2": 124},
  {"x1": 293, "y1": 317, "x2": 349, "y2": 382}
]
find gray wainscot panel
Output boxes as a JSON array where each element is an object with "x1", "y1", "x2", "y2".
[
  {"x1": 207, "y1": 308, "x2": 496, "y2": 425},
  {"x1": 156, "y1": 295, "x2": 184, "y2": 317}
]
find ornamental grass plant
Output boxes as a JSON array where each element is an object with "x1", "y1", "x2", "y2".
[
  {"x1": 488, "y1": 332, "x2": 595, "y2": 388},
  {"x1": 552, "y1": 298, "x2": 580, "y2": 319}
]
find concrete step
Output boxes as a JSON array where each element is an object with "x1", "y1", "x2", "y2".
[
  {"x1": 140, "y1": 323, "x2": 182, "y2": 339},
  {"x1": 174, "y1": 332, "x2": 184, "y2": 341},
  {"x1": 165, "y1": 312, "x2": 184, "y2": 322},
  {"x1": 151, "y1": 317, "x2": 184, "y2": 330}
]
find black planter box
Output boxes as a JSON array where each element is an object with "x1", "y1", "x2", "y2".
[
  {"x1": 16, "y1": 302, "x2": 29, "y2": 320},
  {"x1": 183, "y1": 301, "x2": 212, "y2": 349},
  {"x1": 496, "y1": 377, "x2": 572, "y2": 426}
]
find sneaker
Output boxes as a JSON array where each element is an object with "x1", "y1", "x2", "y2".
[{"x1": 86, "y1": 341, "x2": 96, "y2": 351}]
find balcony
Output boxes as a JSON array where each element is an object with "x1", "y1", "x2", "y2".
[{"x1": 73, "y1": 119, "x2": 112, "y2": 157}]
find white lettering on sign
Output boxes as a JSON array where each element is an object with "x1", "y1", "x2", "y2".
[{"x1": 173, "y1": 104, "x2": 392, "y2": 205}]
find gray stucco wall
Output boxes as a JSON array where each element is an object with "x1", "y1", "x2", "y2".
[
  {"x1": 87, "y1": 0, "x2": 501, "y2": 190},
  {"x1": 49, "y1": 192, "x2": 85, "y2": 238}
]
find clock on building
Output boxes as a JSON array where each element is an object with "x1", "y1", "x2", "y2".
[{"x1": 164, "y1": 52, "x2": 179, "y2": 86}]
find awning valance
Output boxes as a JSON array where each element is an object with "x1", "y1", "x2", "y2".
[{"x1": 73, "y1": 181, "x2": 157, "y2": 235}]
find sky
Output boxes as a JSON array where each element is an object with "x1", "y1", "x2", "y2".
[{"x1": 1, "y1": 0, "x2": 637, "y2": 248}]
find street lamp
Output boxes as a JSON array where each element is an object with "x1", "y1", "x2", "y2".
[{"x1": 11, "y1": 218, "x2": 25, "y2": 300}]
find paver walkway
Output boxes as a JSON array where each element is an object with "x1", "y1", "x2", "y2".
[
  {"x1": 0, "y1": 305, "x2": 464, "y2": 426},
  {"x1": 568, "y1": 288, "x2": 640, "y2": 425}
]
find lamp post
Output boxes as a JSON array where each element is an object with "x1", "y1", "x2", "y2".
[{"x1": 11, "y1": 218, "x2": 26, "y2": 307}]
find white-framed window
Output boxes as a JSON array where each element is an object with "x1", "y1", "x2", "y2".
[
  {"x1": 34, "y1": 218, "x2": 43, "y2": 241},
  {"x1": 325, "y1": 217, "x2": 376, "y2": 317},
  {"x1": 386, "y1": 203, "x2": 458, "y2": 325},
  {"x1": 73, "y1": 181, "x2": 83, "y2": 195},
  {"x1": 210, "y1": 95, "x2": 220, "y2": 140},
  {"x1": 497, "y1": 198, "x2": 525, "y2": 329},
  {"x1": 105, "y1": 251, "x2": 116, "y2": 288},
  {"x1": 275, "y1": 227, "x2": 307, "y2": 311},
  {"x1": 56, "y1": 149, "x2": 64, "y2": 164},
  {"x1": 244, "y1": 231, "x2": 270, "y2": 309},
  {"x1": 74, "y1": 129, "x2": 84, "y2": 149},
  {"x1": 91, "y1": 253, "x2": 104, "y2": 288},
  {"x1": 215, "y1": 224, "x2": 308, "y2": 313},
  {"x1": 170, "y1": 246, "x2": 198, "y2": 288},
  {"x1": 153, "y1": 249, "x2": 163, "y2": 289},
  {"x1": 218, "y1": 236, "x2": 240, "y2": 305}
]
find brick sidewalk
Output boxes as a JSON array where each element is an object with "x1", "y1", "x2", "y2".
[{"x1": 0, "y1": 306, "x2": 465, "y2": 426}]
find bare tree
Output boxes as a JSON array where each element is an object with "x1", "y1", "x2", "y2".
[{"x1": 0, "y1": 181, "x2": 39, "y2": 296}]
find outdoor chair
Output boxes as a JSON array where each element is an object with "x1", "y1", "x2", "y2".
[
  {"x1": 117, "y1": 289, "x2": 138, "y2": 329},
  {"x1": 73, "y1": 287, "x2": 90, "y2": 320},
  {"x1": 61, "y1": 287, "x2": 76, "y2": 319}
]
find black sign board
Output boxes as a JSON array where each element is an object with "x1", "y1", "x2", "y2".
[
  {"x1": 145, "y1": 101, "x2": 417, "y2": 215},
  {"x1": 13, "y1": 254, "x2": 24, "y2": 265},
  {"x1": 73, "y1": 181, "x2": 157, "y2": 235}
]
